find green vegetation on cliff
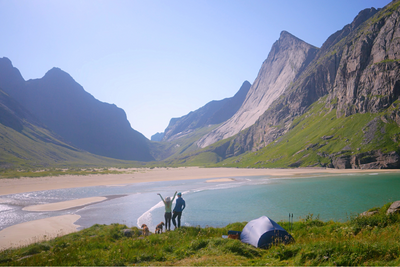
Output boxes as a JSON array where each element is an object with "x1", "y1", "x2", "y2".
[
  {"x1": 217, "y1": 97, "x2": 400, "y2": 168},
  {"x1": 1, "y1": 203, "x2": 400, "y2": 266}
]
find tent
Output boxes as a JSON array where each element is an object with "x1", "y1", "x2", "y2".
[{"x1": 240, "y1": 216, "x2": 293, "y2": 248}]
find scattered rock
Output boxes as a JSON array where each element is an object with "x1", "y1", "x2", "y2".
[
  {"x1": 321, "y1": 135, "x2": 334, "y2": 140},
  {"x1": 386, "y1": 201, "x2": 400, "y2": 215},
  {"x1": 359, "y1": 210, "x2": 379, "y2": 217},
  {"x1": 305, "y1": 143, "x2": 318, "y2": 150},
  {"x1": 342, "y1": 145, "x2": 351, "y2": 151},
  {"x1": 289, "y1": 161, "x2": 302, "y2": 167}
]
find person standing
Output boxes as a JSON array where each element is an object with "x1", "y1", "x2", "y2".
[
  {"x1": 157, "y1": 191, "x2": 177, "y2": 231},
  {"x1": 172, "y1": 192, "x2": 185, "y2": 229}
]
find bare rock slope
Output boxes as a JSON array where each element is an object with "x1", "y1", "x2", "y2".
[{"x1": 197, "y1": 31, "x2": 318, "y2": 148}]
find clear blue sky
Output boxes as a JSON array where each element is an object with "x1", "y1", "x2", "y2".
[{"x1": 0, "y1": 0, "x2": 392, "y2": 139}]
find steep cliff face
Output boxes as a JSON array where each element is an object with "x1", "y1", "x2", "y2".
[
  {"x1": 0, "y1": 58, "x2": 154, "y2": 161},
  {"x1": 206, "y1": 2, "x2": 400, "y2": 168},
  {"x1": 197, "y1": 31, "x2": 318, "y2": 148},
  {"x1": 333, "y1": 5, "x2": 400, "y2": 117},
  {"x1": 162, "y1": 81, "x2": 251, "y2": 142}
]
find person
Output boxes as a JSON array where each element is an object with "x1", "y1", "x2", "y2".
[
  {"x1": 172, "y1": 192, "x2": 186, "y2": 229},
  {"x1": 157, "y1": 191, "x2": 177, "y2": 231}
]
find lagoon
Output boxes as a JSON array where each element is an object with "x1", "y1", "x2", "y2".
[{"x1": 1, "y1": 172, "x2": 400, "y2": 232}]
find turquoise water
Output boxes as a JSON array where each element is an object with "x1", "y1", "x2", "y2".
[{"x1": 1, "y1": 172, "x2": 400, "y2": 232}]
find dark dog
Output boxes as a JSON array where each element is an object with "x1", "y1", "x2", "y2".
[
  {"x1": 141, "y1": 224, "x2": 150, "y2": 236},
  {"x1": 155, "y1": 222, "x2": 165, "y2": 234}
]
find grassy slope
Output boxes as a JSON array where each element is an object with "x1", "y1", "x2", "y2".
[
  {"x1": 217, "y1": 97, "x2": 400, "y2": 168},
  {"x1": 0, "y1": 123, "x2": 145, "y2": 171},
  {"x1": 1, "y1": 203, "x2": 399, "y2": 266}
]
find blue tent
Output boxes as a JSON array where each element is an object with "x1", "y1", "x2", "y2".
[{"x1": 240, "y1": 216, "x2": 293, "y2": 248}]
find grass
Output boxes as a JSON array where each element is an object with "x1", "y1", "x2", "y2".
[{"x1": 1, "y1": 203, "x2": 399, "y2": 266}]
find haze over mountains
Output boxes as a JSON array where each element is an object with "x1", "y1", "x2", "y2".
[{"x1": 1, "y1": 1, "x2": 400, "y2": 169}]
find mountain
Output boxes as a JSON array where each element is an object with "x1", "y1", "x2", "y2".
[
  {"x1": 0, "y1": 88, "x2": 127, "y2": 169},
  {"x1": 169, "y1": 1, "x2": 400, "y2": 169},
  {"x1": 151, "y1": 132, "x2": 164, "y2": 142},
  {"x1": 148, "y1": 81, "x2": 251, "y2": 161},
  {"x1": 162, "y1": 81, "x2": 251, "y2": 142},
  {"x1": 197, "y1": 31, "x2": 318, "y2": 148},
  {"x1": 0, "y1": 58, "x2": 154, "y2": 162}
]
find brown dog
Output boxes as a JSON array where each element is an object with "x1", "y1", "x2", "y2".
[
  {"x1": 141, "y1": 224, "x2": 150, "y2": 236},
  {"x1": 155, "y1": 222, "x2": 164, "y2": 234}
]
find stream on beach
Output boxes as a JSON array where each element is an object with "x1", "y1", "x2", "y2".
[{"x1": 1, "y1": 172, "x2": 400, "y2": 232}]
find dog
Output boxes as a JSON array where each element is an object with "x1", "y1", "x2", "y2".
[
  {"x1": 155, "y1": 222, "x2": 165, "y2": 234},
  {"x1": 141, "y1": 224, "x2": 150, "y2": 236}
]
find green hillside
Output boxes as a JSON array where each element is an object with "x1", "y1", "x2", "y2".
[
  {"x1": 0, "y1": 122, "x2": 144, "y2": 171},
  {"x1": 218, "y1": 96, "x2": 400, "y2": 168},
  {"x1": 1, "y1": 202, "x2": 400, "y2": 266}
]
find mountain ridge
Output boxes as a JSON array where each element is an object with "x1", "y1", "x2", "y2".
[{"x1": 0, "y1": 58, "x2": 154, "y2": 162}]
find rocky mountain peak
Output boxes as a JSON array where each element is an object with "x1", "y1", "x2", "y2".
[
  {"x1": 0, "y1": 57, "x2": 25, "y2": 85},
  {"x1": 0, "y1": 57, "x2": 13, "y2": 67},
  {"x1": 41, "y1": 67, "x2": 76, "y2": 84},
  {"x1": 197, "y1": 31, "x2": 318, "y2": 148}
]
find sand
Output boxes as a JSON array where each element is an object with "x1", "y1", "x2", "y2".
[
  {"x1": 206, "y1": 178, "x2": 235, "y2": 182},
  {"x1": 1, "y1": 167, "x2": 399, "y2": 251},
  {"x1": 0, "y1": 214, "x2": 80, "y2": 250},
  {"x1": 22, "y1": 197, "x2": 107, "y2": 212}
]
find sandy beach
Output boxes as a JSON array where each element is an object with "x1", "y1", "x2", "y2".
[
  {"x1": 1, "y1": 167, "x2": 399, "y2": 250},
  {"x1": 0, "y1": 215, "x2": 80, "y2": 250}
]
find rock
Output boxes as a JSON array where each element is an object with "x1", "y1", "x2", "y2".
[
  {"x1": 321, "y1": 135, "x2": 334, "y2": 140},
  {"x1": 359, "y1": 210, "x2": 379, "y2": 217},
  {"x1": 121, "y1": 229, "x2": 133, "y2": 237},
  {"x1": 342, "y1": 145, "x2": 351, "y2": 151},
  {"x1": 386, "y1": 201, "x2": 400, "y2": 215},
  {"x1": 349, "y1": 150, "x2": 400, "y2": 169},
  {"x1": 288, "y1": 161, "x2": 302, "y2": 167},
  {"x1": 332, "y1": 155, "x2": 352, "y2": 169}
]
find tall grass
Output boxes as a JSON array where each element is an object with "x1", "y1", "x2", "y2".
[{"x1": 1, "y1": 204, "x2": 400, "y2": 266}]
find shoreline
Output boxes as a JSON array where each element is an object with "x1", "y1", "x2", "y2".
[
  {"x1": 1, "y1": 167, "x2": 398, "y2": 197},
  {"x1": 1, "y1": 167, "x2": 399, "y2": 251}
]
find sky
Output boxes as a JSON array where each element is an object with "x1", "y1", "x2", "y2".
[{"x1": 0, "y1": 0, "x2": 392, "y2": 139}]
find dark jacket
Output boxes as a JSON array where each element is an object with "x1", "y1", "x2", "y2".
[{"x1": 173, "y1": 197, "x2": 186, "y2": 212}]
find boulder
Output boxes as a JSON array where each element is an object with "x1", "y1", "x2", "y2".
[
  {"x1": 121, "y1": 229, "x2": 133, "y2": 237},
  {"x1": 386, "y1": 201, "x2": 400, "y2": 215}
]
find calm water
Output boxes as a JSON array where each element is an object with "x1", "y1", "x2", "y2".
[{"x1": 1, "y1": 172, "x2": 400, "y2": 232}]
